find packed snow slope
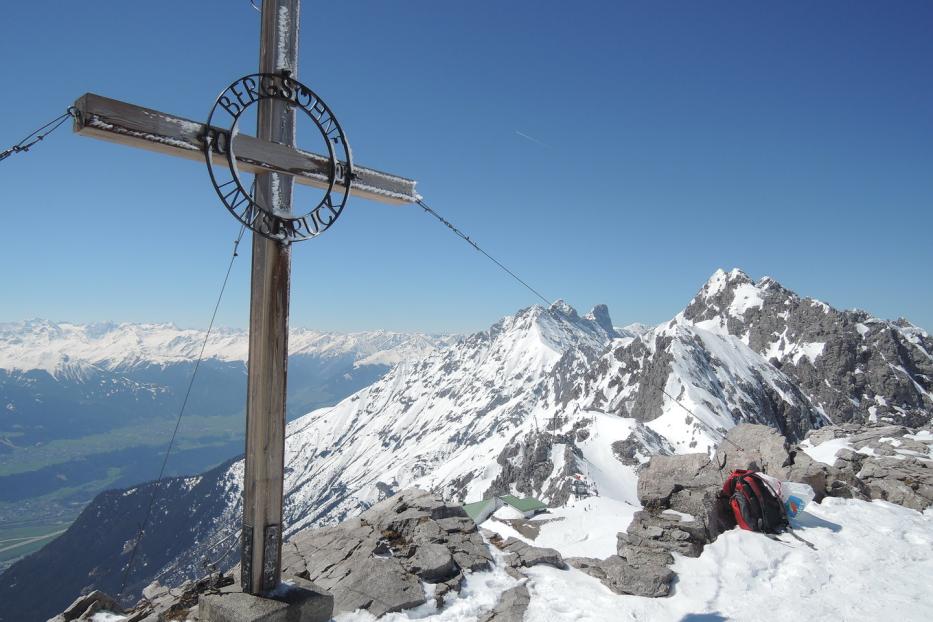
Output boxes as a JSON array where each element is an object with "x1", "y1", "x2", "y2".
[
  {"x1": 323, "y1": 497, "x2": 933, "y2": 622},
  {"x1": 505, "y1": 500, "x2": 933, "y2": 622},
  {"x1": 3, "y1": 269, "x2": 931, "y2": 620}
]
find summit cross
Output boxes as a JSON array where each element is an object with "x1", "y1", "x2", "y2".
[{"x1": 70, "y1": 0, "x2": 418, "y2": 596}]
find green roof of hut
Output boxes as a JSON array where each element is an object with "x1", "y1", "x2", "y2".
[
  {"x1": 499, "y1": 494, "x2": 547, "y2": 513},
  {"x1": 462, "y1": 498, "x2": 498, "y2": 522}
]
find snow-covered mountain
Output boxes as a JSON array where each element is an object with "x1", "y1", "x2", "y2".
[
  {"x1": 683, "y1": 269, "x2": 933, "y2": 426},
  {"x1": 2, "y1": 270, "x2": 931, "y2": 620},
  {"x1": 570, "y1": 269, "x2": 932, "y2": 454},
  {"x1": 0, "y1": 320, "x2": 450, "y2": 376}
]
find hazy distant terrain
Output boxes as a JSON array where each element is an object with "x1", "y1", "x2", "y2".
[{"x1": 0, "y1": 321, "x2": 451, "y2": 572}]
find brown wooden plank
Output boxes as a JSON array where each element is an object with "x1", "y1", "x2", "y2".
[{"x1": 72, "y1": 92, "x2": 419, "y2": 205}]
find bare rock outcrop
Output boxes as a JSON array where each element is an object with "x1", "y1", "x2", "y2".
[
  {"x1": 267, "y1": 488, "x2": 492, "y2": 617},
  {"x1": 47, "y1": 488, "x2": 494, "y2": 621},
  {"x1": 801, "y1": 423, "x2": 933, "y2": 511}
]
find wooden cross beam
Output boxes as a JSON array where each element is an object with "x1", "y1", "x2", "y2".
[{"x1": 71, "y1": 93, "x2": 419, "y2": 205}]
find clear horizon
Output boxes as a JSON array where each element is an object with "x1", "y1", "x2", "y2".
[
  {"x1": 2, "y1": 266, "x2": 928, "y2": 335},
  {"x1": 2, "y1": 2, "x2": 931, "y2": 334}
]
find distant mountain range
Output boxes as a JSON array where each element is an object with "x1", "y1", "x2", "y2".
[
  {"x1": 0, "y1": 319, "x2": 454, "y2": 451},
  {"x1": 1, "y1": 269, "x2": 930, "y2": 621},
  {"x1": 0, "y1": 322, "x2": 453, "y2": 582},
  {"x1": 0, "y1": 320, "x2": 452, "y2": 376}
]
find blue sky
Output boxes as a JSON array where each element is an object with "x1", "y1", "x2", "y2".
[{"x1": 1, "y1": 1, "x2": 931, "y2": 333}]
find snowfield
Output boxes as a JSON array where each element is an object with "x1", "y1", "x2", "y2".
[
  {"x1": 524, "y1": 499, "x2": 933, "y2": 622},
  {"x1": 336, "y1": 499, "x2": 933, "y2": 621}
]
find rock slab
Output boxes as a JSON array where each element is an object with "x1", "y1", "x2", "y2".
[
  {"x1": 199, "y1": 578, "x2": 332, "y2": 622},
  {"x1": 478, "y1": 583, "x2": 531, "y2": 622}
]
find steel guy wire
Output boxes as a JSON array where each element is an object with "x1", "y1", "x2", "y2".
[
  {"x1": 415, "y1": 198, "x2": 737, "y2": 453},
  {"x1": 659, "y1": 386, "x2": 743, "y2": 452},
  {"x1": 0, "y1": 108, "x2": 76, "y2": 163},
  {"x1": 415, "y1": 198, "x2": 552, "y2": 307},
  {"x1": 118, "y1": 223, "x2": 247, "y2": 599}
]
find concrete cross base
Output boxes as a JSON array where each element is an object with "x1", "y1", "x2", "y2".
[{"x1": 200, "y1": 578, "x2": 333, "y2": 622}]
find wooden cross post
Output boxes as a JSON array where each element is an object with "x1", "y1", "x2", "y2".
[
  {"x1": 69, "y1": 0, "x2": 418, "y2": 597},
  {"x1": 240, "y1": 0, "x2": 299, "y2": 596}
]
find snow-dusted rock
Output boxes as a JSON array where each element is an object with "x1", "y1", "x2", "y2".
[
  {"x1": 407, "y1": 543, "x2": 459, "y2": 583},
  {"x1": 619, "y1": 511, "x2": 708, "y2": 558},
  {"x1": 499, "y1": 538, "x2": 565, "y2": 570},
  {"x1": 478, "y1": 582, "x2": 530, "y2": 622},
  {"x1": 718, "y1": 423, "x2": 795, "y2": 473},
  {"x1": 47, "y1": 591, "x2": 121, "y2": 622},
  {"x1": 800, "y1": 423, "x2": 933, "y2": 510},
  {"x1": 566, "y1": 554, "x2": 676, "y2": 598},
  {"x1": 856, "y1": 458, "x2": 933, "y2": 510}
]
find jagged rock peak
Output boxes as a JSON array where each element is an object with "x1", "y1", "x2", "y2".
[
  {"x1": 673, "y1": 268, "x2": 933, "y2": 426},
  {"x1": 707, "y1": 267, "x2": 752, "y2": 290},
  {"x1": 684, "y1": 268, "x2": 811, "y2": 327},
  {"x1": 501, "y1": 300, "x2": 617, "y2": 349},
  {"x1": 584, "y1": 304, "x2": 618, "y2": 339}
]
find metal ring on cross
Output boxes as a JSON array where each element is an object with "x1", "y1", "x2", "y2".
[{"x1": 202, "y1": 73, "x2": 353, "y2": 243}]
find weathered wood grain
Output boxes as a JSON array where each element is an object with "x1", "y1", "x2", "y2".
[
  {"x1": 72, "y1": 92, "x2": 418, "y2": 205},
  {"x1": 241, "y1": 0, "x2": 297, "y2": 596}
]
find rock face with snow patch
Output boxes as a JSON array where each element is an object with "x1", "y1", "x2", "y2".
[
  {"x1": 576, "y1": 424, "x2": 836, "y2": 599},
  {"x1": 800, "y1": 423, "x2": 933, "y2": 510},
  {"x1": 571, "y1": 269, "x2": 931, "y2": 456},
  {"x1": 567, "y1": 554, "x2": 676, "y2": 598},
  {"x1": 683, "y1": 269, "x2": 933, "y2": 427}
]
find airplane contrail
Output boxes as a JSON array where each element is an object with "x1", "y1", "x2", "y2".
[{"x1": 514, "y1": 130, "x2": 552, "y2": 149}]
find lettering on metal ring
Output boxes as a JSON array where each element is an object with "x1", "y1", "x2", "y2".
[{"x1": 203, "y1": 73, "x2": 353, "y2": 242}]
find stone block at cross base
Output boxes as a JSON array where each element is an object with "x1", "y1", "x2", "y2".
[{"x1": 199, "y1": 578, "x2": 333, "y2": 622}]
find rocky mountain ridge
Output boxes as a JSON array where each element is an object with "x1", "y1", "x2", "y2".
[
  {"x1": 2, "y1": 269, "x2": 931, "y2": 621},
  {"x1": 567, "y1": 269, "x2": 931, "y2": 453}
]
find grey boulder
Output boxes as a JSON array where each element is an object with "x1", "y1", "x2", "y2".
[
  {"x1": 500, "y1": 538, "x2": 566, "y2": 569},
  {"x1": 567, "y1": 555, "x2": 675, "y2": 598},
  {"x1": 478, "y1": 583, "x2": 531, "y2": 622}
]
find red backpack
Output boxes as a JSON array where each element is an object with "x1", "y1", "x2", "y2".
[{"x1": 720, "y1": 469, "x2": 788, "y2": 534}]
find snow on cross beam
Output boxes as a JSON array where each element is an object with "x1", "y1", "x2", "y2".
[{"x1": 71, "y1": 92, "x2": 419, "y2": 205}]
